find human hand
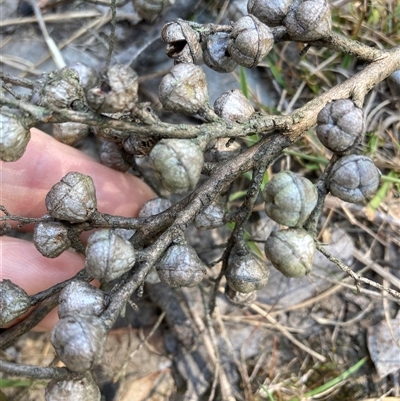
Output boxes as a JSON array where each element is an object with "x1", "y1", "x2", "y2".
[{"x1": 0, "y1": 128, "x2": 155, "y2": 330}]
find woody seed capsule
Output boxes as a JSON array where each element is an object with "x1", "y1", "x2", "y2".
[
  {"x1": 263, "y1": 171, "x2": 317, "y2": 227},
  {"x1": 161, "y1": 20, "x2": 202, "y2": 64},
  {"x1": 247, "y1": 0, "x2": 293, "y2": 26},
  {"x1": 0, "y1": 111, "x2": 32, "y2": 162},
  {"x1": 150, "y1": 139, "x2": 204, "y2": 194},
  {"x1": 156, "y1": 244, "x2": 207, "y2": 287},
  {"x1": 34, "y1": 219, "x2": 71, "y2": 258},
  {"x1": 0, "y1": 280, "x2": 31, "y2": 328},
  {"x1": 202, "y1": 32, "x2": 238, "y2": 73},
  {"x1": 99, "y1": 140, "x2": 132, "y2": 172},
  {"x1": 316, "y1": 99, "x2": 364, "y2": 153},
  {"x1": 51, "y1": 314, "x2": 107, "y2": 372},
  {"x1": 53, "y1": 122, "x2": 89, "y2": 146},
  {"x1": 214, "y1": 89, "x2": 255, "y2": 122},
  {"x1": 85, "y1": 229, "x2": 136, "y2": 282},
  {"x1": 86, "y1": 64, "x2": 138, "y2": 113},
  {"x1": 45, "y1": 172, "x2": 97, "y2": 223},
  {"x1": 225, "y1": 285, "x2": 257, "y2": 308},
  {"x1": 58, "y1": 281, "x2": 105, "y2": 319},
  {"x1": 328, "y1": 155, "x2": 381, "y2": 203},
  {"x1": 284, "y1": 0, "x2": 332, "y2": 41},
  {"x1": 159, "y1": 63, "x2": 208, "y2": 115},
  {"x1": 265, "y1": 228, "x2": 315, "y2": 277},
  {"x1": 226, "y1": 250, "x2": 270, "y2": 293},
  {"x1": 37, "y1": 67, "x2": 87, "y2": 110},
  {"x1": 139, "y1": 197, "x2": 172, "y2": 218},
  {"x1": 228, "y1": 15, "x2": 274, "y2": 68},
  {"x1": 194, "y1": 198, "x2": 226, "y2": 230},
  {"x1": 45, "y1": 376, "x2": 101, "y2": 401}
]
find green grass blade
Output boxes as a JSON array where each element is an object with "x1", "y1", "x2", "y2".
[
  {"x1": 289, "y1": 356, "x2": 368, "y2": 401},
  {"x1": 0, "y1": 379, "x2": 32, "y2": 389},
  {"x1": 260, "y1": 384, "x2": 277, "y2": 401}
]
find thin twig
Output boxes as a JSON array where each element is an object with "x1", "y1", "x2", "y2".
[{"x1": 317, "y1": 244, "x2": 400, "y2": 299}]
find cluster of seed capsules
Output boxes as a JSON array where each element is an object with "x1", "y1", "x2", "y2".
[{"x1": 0, "y1": 0, "x2": 382, "y2": 399}]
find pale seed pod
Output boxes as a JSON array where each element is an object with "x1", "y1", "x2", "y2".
[
  {"x1": 194, "y1": 198, "x2": 226, "y2": 230},
  {"x1": 214, "y1": 89, "x2": 255, "y2": 122},
  {"x1": 69, "y1": 62, "x2": 98, "y2": 91},
  {"x1": 133, "y1": 0, "x2": 172, "y2": 22},
  {"x1": 264, "y1": 228, "x2": 315, "y2": 277},
  {"x1": 85, "y1": 229, "x2": 136, "y2": 282},
  {"x1": 247, "y1": 0, "x2": 293, "y2": 26},
  {"x1": 161, "y1": 20, "x2": 202, "y2": 64},
  {"x1": 34, "y1": 219, "x2": 71, "y2": 258},
  {"x1": 225, "y1": 285, "x2": 257, "y2": 308},
  {"x1": 0, "y1": 110, "x2": 32, "y2": 162},
  {"x1": 86, "y1": 64, "x2": 138, "y2": 113},
  {"x1": 228, "y1": 15, "x2": 274, "y2": 68},
  {"x1": 45, "y1": 172, "x2": 97, "y2": 223},
  {"x1": 37, "y1": 67, "x2": 87, "y2": 110},
  {"x1": 50, "y1": 314, "x2": 107, "y2": 372},
  {"x1": 139, "y1": 197, "x2": 172, "y2": 218},
  {"x1": 45, "y1": 376, "x2": 101, "y2": 401},
  {"x1": 58, "y1": 281, "x2": 105, "y2": 319},
  {"x1": 149, "y1": 139, "x2": 204, "y2": 194},
  {"x1": 159, "y1": 63, "x2": 208, "y2": 115},
  {"x1": 156, "y1": 244, "x2": 207, "y2": 287},
  {"x1": 328, "y1": 155, "x2": 381, "y2": 203},
  {"x1": 284, "y1": 0, "x2": 332, "y2": 41},
  {"x1": 202, "y1": 32, "x2": 238, "y2": 73},
  {"x1": 53, "y1": 122, "x2": 89, "y2": 146},
  {"x1": 122, "y1": 134, "x2": 158, "y2": 156},
  {"x1": 316, "y1": 99, "x2": 364, "y2": 153},
  {"x1": 263, "y1": 171, "x2": 318, "y2": 227},
  {"x1": 99, "y1": 141, "x2": 132, "y2": 172},
  {"x1": 226, "y1": 250, "x2": 269, "y2": 293},
  {"x1": 0, "y1": 280, "x2": 31, "y2": 328}
]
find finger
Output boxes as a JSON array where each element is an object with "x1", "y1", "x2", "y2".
[
  {"x1": 0, "y1": 128, "x2": 155, "y2": 223},
  {"x1": 1, "y1": 236, "x2": 86, "y2": 331}
]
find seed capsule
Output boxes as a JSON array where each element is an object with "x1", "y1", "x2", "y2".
[
  {"x1": 51, "y1": 314, "x2": 107, "y2": 372},
  {"x1": 263, "y1": 171, "x2": 317, "y2": 227},
  {"x1": 139, "y1": 197, "x2": 172, "y2": 218},
  {"x1": 45, "y1": 376, "x2": 101, "y2": 401},
  {"x1": 225, "y1": 285, "x2": 257, "y2": 307},
  {"x1": 85, "y1": 229, "x2": 136, "y2": 282},
  {"x1": 133, "y1": 0, "x2": 172, "y2": 22},
  {"x1": 247, "y1": 0, "x2": 293, "y2": 26},
  {"x1": 0, "y1": 280, "x2": 31, "y2": 328},
  {"x1": 156, "y1": 244, "x2": 207, "y2": 287},
  {"x1": 328, "y1": 155, "x2": 381, "y2": 203},
  {"x1": 53, "y1": 122, "x2": 89, "y2": 146},
  {"x1": 228, "y1": 15, "x2": 274, "y2": 68},
  {"x1": 34, "y1": 219, "x2": 71, "y2": 258},
  {"x1": 149, "y1": 139, "x2": 204, "y2": 194},
  {"x1": 264, "y1": 228, "x2": 315, "y2": 277},
  {"x1": 86, "y1": 64, "x2": 138, "y2": 113},
  {"x1": 45, "y1": 172, "x2": 97, "y2": 223},
  {"x1": 202, "y1": 32, "x2": 238, "y2": 73},
  {"x1": 316, "y1": 99, "x2": 364, "y2": 153},
  {"x1": 99, "y1": 141, "x2": 132, "y2": 172},
  {"x1": 226, "y1": 250, "x2": 269, "y2": 293},
  {"x1": 37, "y1": 67, "x2": 87, "y2": 110},
  {"x1": 214, "y1": 89, "x2": 255, "y2": 122},
  {"x1": 0, "y1": 110, "x2": 32, "y2": 162},
  {"x1": 194, "y1": 198, "x2": 226, "y2": 230},
  {"x1": 159, "y1": 63, "x2": 208, "y2": 115},
  {"x1": 284, "y1": 0, "x2": 332, "y2": 41},
  {"x1": 58, "y1": 281, "x2": 105, "y2": 319},
  {"x1": 69, "y1": 62, "x2": 98, "y2": 91},
  {"x1": 161, "y1": 20, "x2": 202, "y2": 64}
]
